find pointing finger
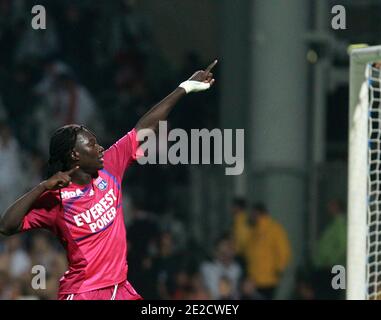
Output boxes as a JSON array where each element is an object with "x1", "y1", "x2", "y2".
[
  {"x1": 205, "y1": 59, "x2": 218, "y2": 74},
  {"x1": 65, "y1": 166, "x2": 80, "y2": 176}
]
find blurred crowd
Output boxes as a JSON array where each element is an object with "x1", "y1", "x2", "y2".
[
  {"x1": 0, "y1": 0, "x2": 347, "y2": 300},
  {"x1": 0, "y1": 195, "x2": 347, "y2": 300}
]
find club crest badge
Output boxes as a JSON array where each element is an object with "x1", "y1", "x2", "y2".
[{"x1": 95, "y1": 177, "x2": 108, "y2": 191}]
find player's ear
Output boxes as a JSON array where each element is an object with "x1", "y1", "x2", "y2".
[{"x1": 71, "y1": 150, "x2": 80, "y2": 161}]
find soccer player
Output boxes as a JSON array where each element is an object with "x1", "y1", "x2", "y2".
[{"x1": 0, "y1": 60, "x2": 217, "y2": 300}]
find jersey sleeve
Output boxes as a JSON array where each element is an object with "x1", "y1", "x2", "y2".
[
  {"x1": 21, "y1": 191, "x2": 61, "y2": 233},
  {"x1": 103, "y1": 128, "x2": 143, "y2": 179}
]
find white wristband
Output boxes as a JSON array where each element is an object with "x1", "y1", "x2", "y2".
[{"x1": 179, "y1": 80, "x2": 211, "y2": 94}]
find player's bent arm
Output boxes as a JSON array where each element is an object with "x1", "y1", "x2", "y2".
[
  {"x1": 135, "y1": 60, "x2": 217, "y2": 133},
  {"x1": 0, "y1": 182, "x2": 48, "y2": 236},
  {"x1": 0, "y1": 167, "x2": 78, "y2": 236}
]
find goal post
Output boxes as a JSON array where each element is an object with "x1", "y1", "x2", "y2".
[{"x1": 348, "y1": 45, "x2": 381, "y2": 300}]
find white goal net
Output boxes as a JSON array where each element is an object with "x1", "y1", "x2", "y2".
[{"x1": 348, "y1": 45, "x2": 381, "y2": 300}]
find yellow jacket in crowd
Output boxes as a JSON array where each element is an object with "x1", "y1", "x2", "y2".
[
  {"x1": 243, "y1": 214, "x2": 291, "y2": 288},
  {"x1": 232, "y1": 210, "x2": 250, "y2": 256}
]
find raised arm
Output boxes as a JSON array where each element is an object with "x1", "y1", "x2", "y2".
[
  {"x1": 135, "y1": 59, "x2": 217, "y2": 132},
  {"x1": 0, "y1": 167, "x2": 79, "y2": 236}
]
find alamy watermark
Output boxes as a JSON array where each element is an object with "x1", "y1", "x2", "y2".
[
  {"x1": 31, "y1": 264, "x2": 345, "y2": 292},
  {"x1": 31, "y1": 265, "x2": 46, "y2": 290},
  {"x1": 136, "y1": 121, "x2": 245, "y2": 176},
  {"x1": 331, "y1": 265, "x2": 346, "y2": 290},
  {"x1": 31, "y1": 5, "x2": 46, "y2": 30},
  {"x1": 331, "y1": 5, "x2": 346, "y2": 30},
  {"x1": 31, "y1": 4, "x2": 347, "y2": 31}
]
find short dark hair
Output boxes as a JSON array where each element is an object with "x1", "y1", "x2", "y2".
[
  {"x1": 232, "y1": 197, "x2": 247, "y2": 209},
  {"x1": 252, "y1": 202, "x2": 268, "y2": 213}
]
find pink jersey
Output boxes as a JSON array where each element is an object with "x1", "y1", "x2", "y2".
[{"x1": 21, "y1": 129, "x2": 142, "y2": 294}]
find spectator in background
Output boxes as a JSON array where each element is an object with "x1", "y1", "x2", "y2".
[
  {"x1": 312, "y1": 199, "x2": 347, "y2": 299},
  {"x1": 159, "y1": 209, "x2": 187, "y2": 253},
  {"x1": 292, "y1": 268, "x2": 316, "y2": 300},
  {"x1": 109, "y1": 0, "x2": 152, "y2": 57},
  {"x1": 200, "y1": 235, "x2": 242, "y2": 299},
  {"x1": 239, "y1": 277, "x2": 264, "y2": 300},
  {"x1": 218, "y1": 276, "x2": 236, "y2": 300},
  {"x1": 42, "y1": 251, "x2": 68, "y2": 300},
  {"x1": 55, "y1": 3, "x2": 95, "y2": 79},
  {"x1": 2, "y1": 236, "x2": 30, "y2": 279},
  {"x1": 23, "y1": 149, "x2": 45, "y2": 191},
  {"x1": 33, "y1": 59, "x2": 73, "y2": 153},
  {"x1": 186, "y1": 272, "x2": 211, "y2": 300},
  {"x1": 171, "y1": 269, "x2": 191, "y2": 300},
  {"x1": 4, "y1": 277, "x2": 31, "y2": 300},
  {"x1": 107, "y1": 49, "x2": 151, "y2": 141},
  {"x1": 127, "y1": 202, "x2": 160, "y2": 298},
  {"x1": 2, "y1": 63, "x2": 36, "y2": 148},
  {"x1": 313, "y1": 199, "x2": 347, "y2": 269},
  {"x1": 0, "y1": 270, "x2": 11, "y2": 299},
  {"x1": 33, "y1": 59, "x2": 73, "y2": 97},
  {"x1": 242, "y1": 203, "x2": 291, "y2": 300},
  {"x1": 0, "y1": 121, "x2": 25, "y2": 210},
  {"x1": 15, "y1": 11, "x2": 60, "y2": 63},
  {"x1": 230, "y1": 197, "x2": 250, "y2": 265},
  {"x1": 0, "y1": 95, "x2": 6, "y2": 120},
  {"x1": 54, "y1": 73, "x2": 101, "y2": 129},
  {"x1": 127, "y1": 201, "x2": 160, "y2": 264},
  {"x1": 35, "y1": 70, "x2": 103, "y2": 150},
  {"x1": 0, "y1": 236, "x2": 33, "y2": 300},
  {"x1": 29, "y1": 233, "x2": 57, "y2": 273},
  {"x1": 152, "y1": 231, "x2": 182, "y2": 299}
]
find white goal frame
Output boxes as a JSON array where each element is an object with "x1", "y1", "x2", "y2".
[{"x1": 348, "y1": 45, "x2": 381, "y2": 300}]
